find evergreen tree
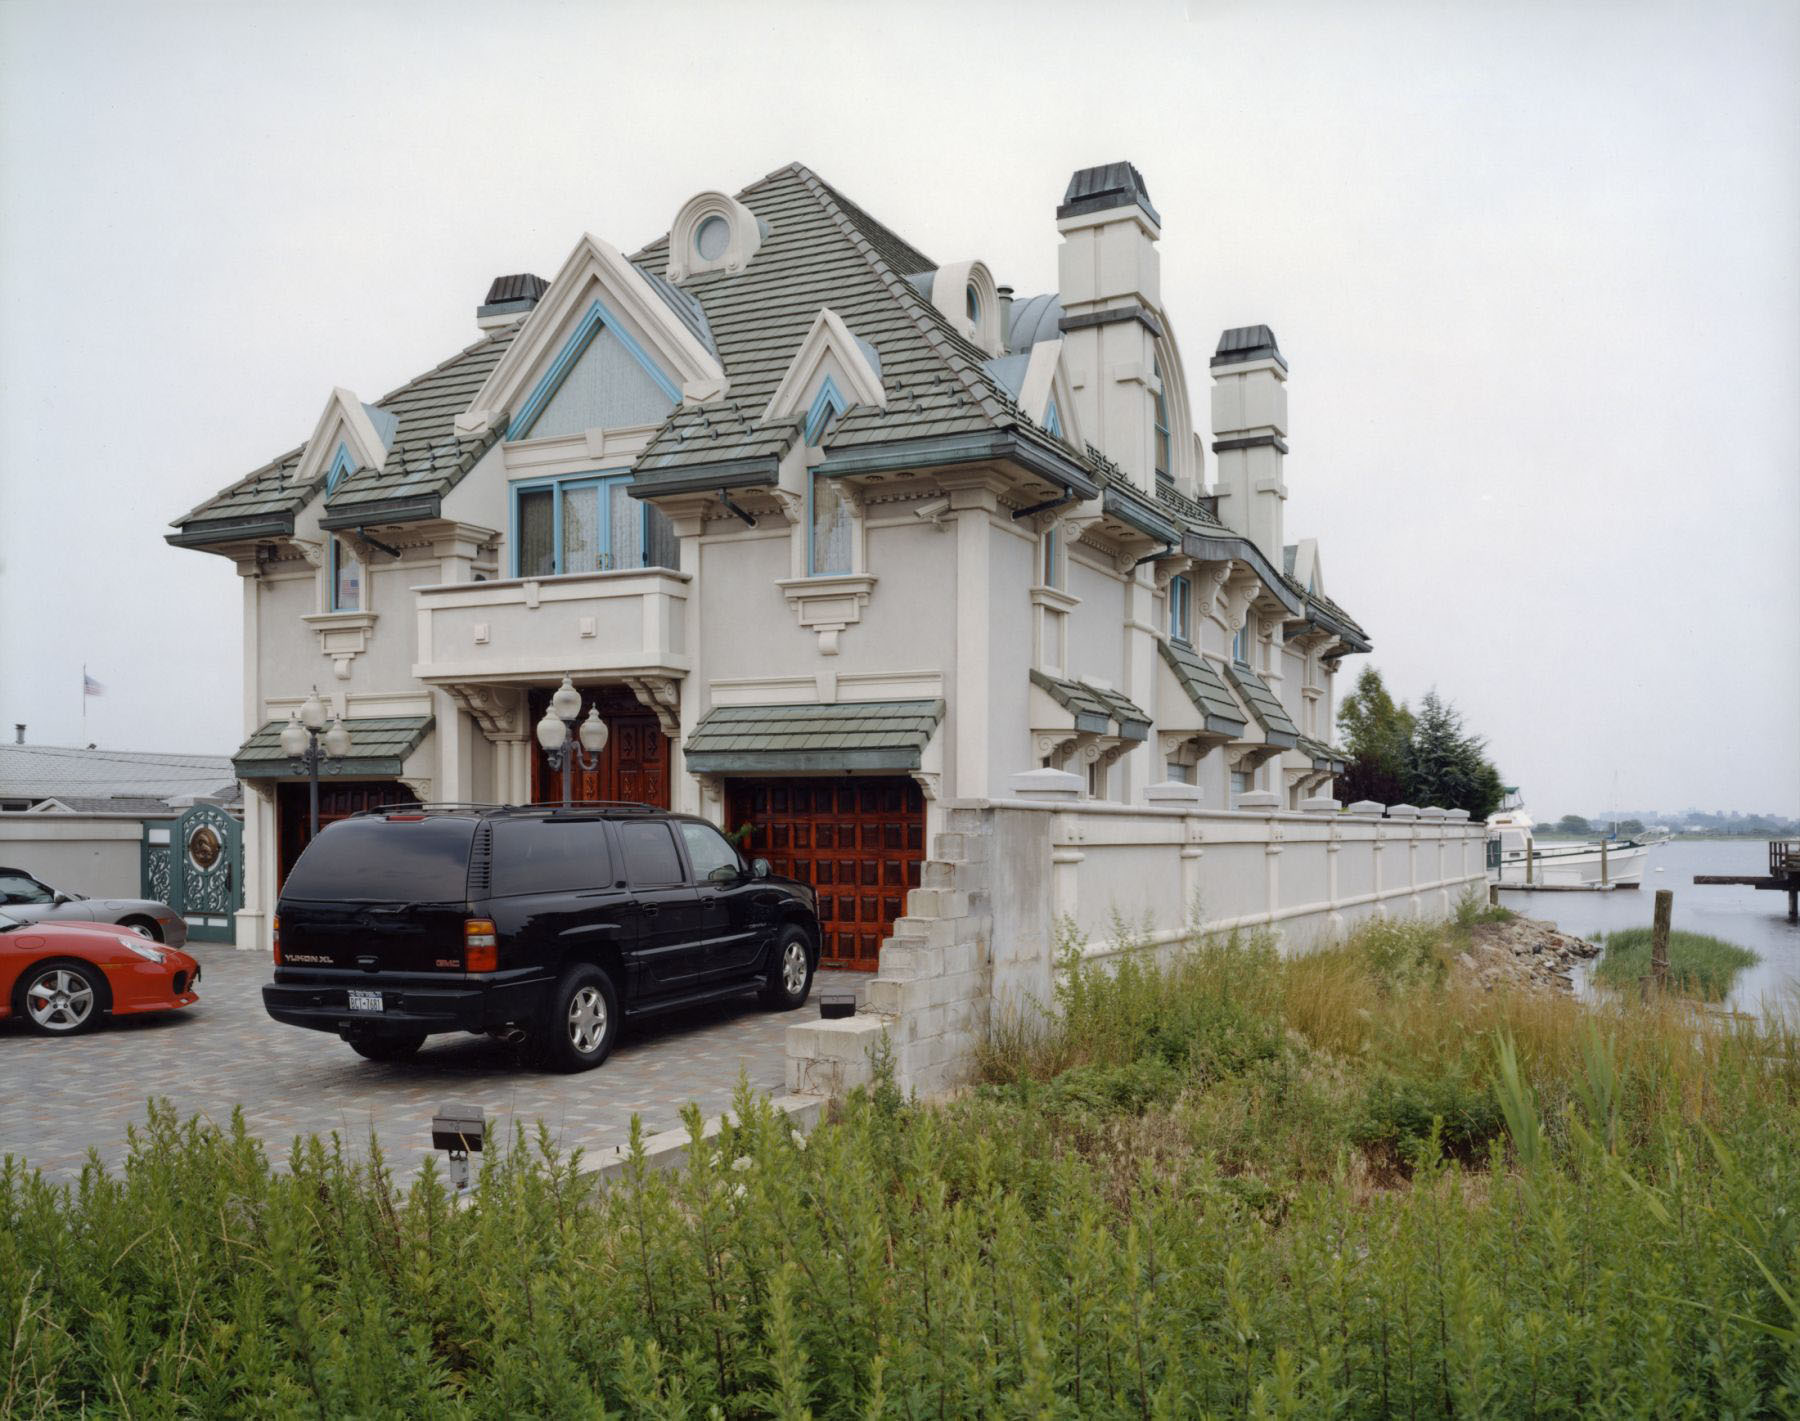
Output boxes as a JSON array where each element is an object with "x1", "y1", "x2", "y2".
[
  {"x1": 1405, "y1": 689, "x2": 1505, "y2": 819},
  {"x1": 1335, "y1": 667, "x2": 1413, "y2": 806}
]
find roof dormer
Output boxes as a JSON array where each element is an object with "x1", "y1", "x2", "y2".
[
  {"x1": 291, "y1": 387, "x2": 395, "y2": 490},
  {"x1": 667, "y1": 190, "x2": 766, "y2": 281},
  {"x1": 762, "y1": 307, "x2": 887, "y2": 428}
]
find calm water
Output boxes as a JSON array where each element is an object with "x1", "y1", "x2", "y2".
[{"x1": 1497, "y1": 839, "x2": 1800, "y2": 1016}]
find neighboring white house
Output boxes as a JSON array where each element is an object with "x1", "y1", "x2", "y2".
[{"x1": 171, "y1": 161, "x2": 1376, "y2": 968}]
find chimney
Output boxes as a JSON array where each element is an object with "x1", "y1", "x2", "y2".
[
  {"x1": 1054, "y1": 162, "x2": 1164, "y2": 491},
  {"x1": 12, "y1": 724, "x2": 22, "y2": 745},
  {"x1": 476, "y1": 273, "x2": 548, "y2": 332},
  {"x1": 995, "y1": 286, "x2": 1014, "y2": 353},
  {"x1": 1209, "y1": 325, "x2": 1288, "y2": 562}
]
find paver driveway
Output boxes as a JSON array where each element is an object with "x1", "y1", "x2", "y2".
[{"x1": 1, "y1": 946, "x2": 859, "y2": 1181}]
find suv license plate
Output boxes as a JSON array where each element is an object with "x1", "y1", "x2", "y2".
[{"x1": 347, "y1": 990, "x2": 384, "y2": 1013}]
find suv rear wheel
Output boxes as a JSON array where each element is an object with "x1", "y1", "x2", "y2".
[
  {"x1": 761, "y1": 926, "x2": 815, "y2": 1010},
  {"x1": 534, "y1": 963, "x2": 618, "y2": 1073}
]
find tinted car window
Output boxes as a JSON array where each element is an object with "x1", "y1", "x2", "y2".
[
  {"x1": 281, "y1": 818, "x2": 477, "y2": 903},
  {"x1": 618, "y1": 821, "x2": 683, "y2": 887},
  {"x1": 678, "y1": 822, "x2": 742, "y2": 883},
  {"x1": 490, "y1": 818, "x2": 615, "y2": 897},
  {"x1": 0, "y1": 871, "x2": 52, "y2": 905}
]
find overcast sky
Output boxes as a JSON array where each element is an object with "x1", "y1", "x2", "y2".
[{"x1": 1, "y1": 0, "x2": 1794, "y2": 818}]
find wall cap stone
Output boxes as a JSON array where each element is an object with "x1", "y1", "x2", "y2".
[
  {"x1": 1299, "y1": 796, "x2": 1341, "y2": 814},
  {"x1": 1008, "y1": 767, "x2": 1083, "y2": 801},
  {"x1": 1419, "y1": 806, "x2": 1448, "y2": 820},
  {"x1": 1387, "y1": 804, "x2": 1421, "y2": 820},
  {"x1": 1143, "y1": 780, "x2": 1203, "y2": 805},
  {"x1": 1235, "y1": 790, "x2": 1280, "y2": 811},
  {"x1": 1345, "y1": 799, "x2": 1387, "y2": 816},
  {"x1": 1445, "y1": 808, "x2": 1471, "y2": 821}
]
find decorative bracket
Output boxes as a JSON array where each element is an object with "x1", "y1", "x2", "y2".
[
  {"x1": 444, "y1": 684, "x2": 528, "y2": 740},
  {"x1": 623, "y1": 675, "x2": 682, "y2": 738}
]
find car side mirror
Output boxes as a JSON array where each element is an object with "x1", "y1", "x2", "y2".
[
  {"x1": 751, "y1": 857, "x2": 771, "y2": 880},
  {"x1": 51, "y1": 891, "x2": 72, "y2": 906}
]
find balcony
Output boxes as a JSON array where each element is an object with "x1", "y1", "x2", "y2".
[{"x1": 412, "y1": 568, "x2": 690, "y2": 686}]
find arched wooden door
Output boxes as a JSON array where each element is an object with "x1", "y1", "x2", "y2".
[{"x1": 529, "y1": 688, "x2": 671, "y2": 809}]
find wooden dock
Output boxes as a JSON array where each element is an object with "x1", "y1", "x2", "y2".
[{"x1": 1693, "y1": 839, "x2": 1800, "y2": 922}]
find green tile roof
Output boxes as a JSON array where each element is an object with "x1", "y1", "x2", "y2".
[
  {"x1": 231, "y1": 716, "x2": 434, "y2": 781},
  {"x1": 629, "y1": 164, "x2": 1093, "y2": 485},
  {"x1": 1297, "y1": 735, "x2": 1349, "y2": 772},
  {"x1": 1222, "y1": 663, "x2": 1301, "y2": 748},
  {"x1": 1029, "y1": 671, "x2": 1149, "y2": 739},
  {"x1": 1160, "y1": 639, "x2": 1248, "y2": 737},
  {"x1": 684, "y1": 699, "x2": 944, "y2": 773},
  {"x1": 171, "y1": 333, "x2": 517, "y2": 544}
]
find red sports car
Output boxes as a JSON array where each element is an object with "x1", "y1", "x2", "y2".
[{"x1": 0, "y1": 908, "x2": 200, "y2": 1035}]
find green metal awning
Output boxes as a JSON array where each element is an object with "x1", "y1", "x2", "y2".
[
  {"x1": 1160, "y1": 640, "x2": 1248, "y2": 738},
  {"x1": 1297, "y1": 735, "x2": 1349, "y2": 773},
  {"x1": 684, "y1": 700, "x2": 944, "y2": 774},
  {"x1": 1222, "y1": 663, "x2": 1300, "y2": 748},
  {"x1": 231, "y1": 716, "x2": 434, "y2": 781},
  {"x1": 1029, "y1": 672, "x2": 1150, "y2": 740}
]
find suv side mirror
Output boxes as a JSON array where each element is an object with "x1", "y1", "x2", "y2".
[
  {"x1": 751, "y1": 857, "x2": 771, "y2": 880},
  {"x1": 51, "y1": 891, "x2": 73, "y2": 906}
]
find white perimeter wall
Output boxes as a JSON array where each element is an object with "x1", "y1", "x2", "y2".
[{"x1": 0, "y1": 815, "x2": 151, "y2": 898}]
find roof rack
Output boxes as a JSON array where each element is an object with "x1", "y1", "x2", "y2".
[{"x1": 345, "y1": 800, "x2": 665, "y2": 822}]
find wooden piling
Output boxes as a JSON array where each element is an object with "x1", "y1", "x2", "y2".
[
  {"x1": 1650, "y1": 888, "x2": 1672, "y2": 991},
  {"x1": 1525, "y1": 845, "x2": 1534, "y2": 885},
  {"x1": 1601, "y1": 839, "x2": 1609, "y2": 887},
  {"x1": 1488, "y1": 882, "x2": 1499, "y2": 908}
]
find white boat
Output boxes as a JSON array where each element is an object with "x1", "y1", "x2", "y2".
[{"x1": 1487, "y1": 810, "x2": 1650, "y2": 887}]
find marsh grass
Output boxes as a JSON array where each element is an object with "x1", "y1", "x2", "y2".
[
  {"x1": 3, "y1": 916, "x2": 1798, "y2": 1416},
  {"x1": 1594, "y1": 925, "x2": 1760, "y2": 1000}
]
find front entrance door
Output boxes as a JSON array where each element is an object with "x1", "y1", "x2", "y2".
[
  {"x1": 529, "y1": 689, "x2": 671, "y2": 808},
  {"x1": 725, "y1": 777, "x2": 925, "y2": 971},
  {"x1": 276, "y1": 780, "x2": 412, "y2": 890}
]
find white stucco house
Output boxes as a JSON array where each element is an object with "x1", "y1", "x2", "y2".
[{"x1": 171, "y1": 160, "x2": 1379, "y2": 972}]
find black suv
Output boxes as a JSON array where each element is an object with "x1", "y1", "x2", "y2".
[{"x1": 263, "y1": 803, "x2": 819, "y2": 1072}]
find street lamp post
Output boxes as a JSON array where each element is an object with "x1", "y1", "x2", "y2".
[
  {"x1": 280, "y1": 687, "x2": 353, "y2": 838},
  {"x1": 535, "y1": 675, "x2": 609, "y2": 808}
]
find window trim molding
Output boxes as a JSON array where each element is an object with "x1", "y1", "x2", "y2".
[
  {"x1": 327, "y1": 534, "x2": 364, "y2": 613},
  {"x1": 509, "y1": 298, "x2": 681, "y2": 442}
]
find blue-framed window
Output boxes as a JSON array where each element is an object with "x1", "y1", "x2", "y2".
[
  {"x1": 329, "y1": 537, "x2": 362, "y2": 612},
  {"x1": 1233, "y1": 617, "x2": 1253, "y2": 666},
  {"x1": 511, "y1": 472, "x2": 676, "y2": 577},
  {"x1": 1168, "y1": 574, "x2": 1191, "y2": 644},
  {"x1": 1043, "y1": 397, "x2": 1062, "y2": 438}
]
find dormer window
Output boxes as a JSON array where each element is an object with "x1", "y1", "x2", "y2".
[
  {"x1": 805, "y1": 377, "x2": 848, "y2": 446},
  {"x1": 966, "y1": 286, "x2": 981, "y2": 325},
  {"x1": 1043, "y1": 398, "x2": 1063, "y2": 439},
  {"x1": 695, "y1": 215, "x2": 730, "y2": 262},
  {"x1": 667, "y1": 190, "x2": 764, "y2": 281}
]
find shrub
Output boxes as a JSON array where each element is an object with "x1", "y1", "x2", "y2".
[{"x1": 1594, "y1": 927, "x2": 1759, "y2": 1001}]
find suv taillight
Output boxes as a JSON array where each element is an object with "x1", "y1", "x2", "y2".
[
  {"x1": 272, "y1": 914, "x2": 283, "y2": 965},
  {"x1": 464, "y1": 918, "x2": 498, "y2": 973}
]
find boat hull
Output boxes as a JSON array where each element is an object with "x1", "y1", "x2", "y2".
[{"x1": 1494, "y1": 843, "x2": 1649, "y2": 887}]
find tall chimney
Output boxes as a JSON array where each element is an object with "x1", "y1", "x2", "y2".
[
  {"x1": 12, "y1": 724, "x2": 22, "y2": 745},
  {"x1": 1209, "y1": 325, "x2": 1288, "y2": 562},
  {"x1": 1054, "y1": 162, "x2": 1163, "y2": 492},
  {"x1": 477, "y1": 273, "x2": 548, "y2": 332}
]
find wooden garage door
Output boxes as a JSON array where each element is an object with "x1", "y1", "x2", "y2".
[{"x1": 726, "y1": 778, "x2": 924, "y2": 971}]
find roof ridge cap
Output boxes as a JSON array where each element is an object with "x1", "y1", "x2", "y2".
[{"x1": 790, "y1": 167, "x2": 1015, "y2": 431}]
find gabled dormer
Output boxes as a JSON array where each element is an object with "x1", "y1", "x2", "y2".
[
  {"x1": 761, "y1": 307, "x2": 887, "y2": 428},
  {"x1": 455, "y1": 233, "x2": 728, "y2": 442},
  {"x1": 290, "y1": 387, "x2": 395, "y2": 491}
]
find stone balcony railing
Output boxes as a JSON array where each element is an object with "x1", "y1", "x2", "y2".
[{"x1": 411, "y1": 568, "x2": 690, "y2": 686}]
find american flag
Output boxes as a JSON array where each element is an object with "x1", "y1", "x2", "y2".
[{"x1": 83, "y1": 672, "x2": 104, "y2": 697}]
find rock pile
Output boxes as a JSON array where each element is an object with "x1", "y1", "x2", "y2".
[{"x1": 1455, "y1": 916, "x2": 1599, "y2": 993}]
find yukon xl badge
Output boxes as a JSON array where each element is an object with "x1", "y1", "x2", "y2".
[{"x1": 284, "y1": 953, "x2": 332, "y2": 964}]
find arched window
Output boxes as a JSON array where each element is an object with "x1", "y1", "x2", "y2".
[{"x1": 1152, "y1": 354, "x2": 1171, "y2": 481}]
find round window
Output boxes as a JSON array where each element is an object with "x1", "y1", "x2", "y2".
[
  {"x1": 695, "y1": 214, "x2": 730, "y2": 262},
  {"x1": 966, "y1": 285, "x2": 981, "y2": 325},
  {"x1": 187, "y1": 824, "x2": 222, "y2": 871}
]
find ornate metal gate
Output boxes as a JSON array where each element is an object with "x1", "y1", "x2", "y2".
[{"x1": 141, "y1": 804, "x2": 243, "y2": 943}]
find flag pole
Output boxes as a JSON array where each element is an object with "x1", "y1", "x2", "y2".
[{"x1": 82, "y1": 663, "x2": 86, "y2": 746}]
